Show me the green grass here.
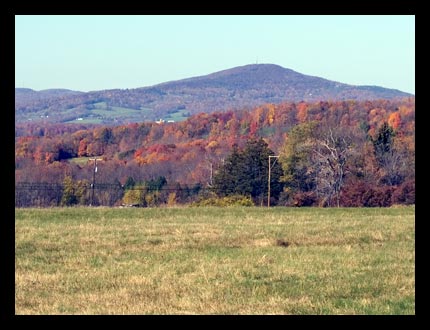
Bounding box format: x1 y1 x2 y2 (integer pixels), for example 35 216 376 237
163 109 190 122
15 206 415 315
67 156 93 165
66 102 154 124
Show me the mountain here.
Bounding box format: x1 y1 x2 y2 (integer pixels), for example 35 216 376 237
15 88 83 101
15 64 413 125
16 88 83 95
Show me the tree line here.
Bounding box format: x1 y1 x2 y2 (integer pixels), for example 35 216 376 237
15 98 414 207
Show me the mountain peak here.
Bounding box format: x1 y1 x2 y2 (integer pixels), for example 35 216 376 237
16 64 413 125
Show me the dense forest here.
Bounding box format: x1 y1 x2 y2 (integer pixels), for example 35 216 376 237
15 98 415 207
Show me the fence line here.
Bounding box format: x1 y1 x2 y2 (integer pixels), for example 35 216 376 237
15 181 213 207
15 182 210 191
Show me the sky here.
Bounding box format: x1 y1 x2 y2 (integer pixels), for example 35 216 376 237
15 15 415 94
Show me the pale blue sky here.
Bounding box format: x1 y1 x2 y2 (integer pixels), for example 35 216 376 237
15 15 415 94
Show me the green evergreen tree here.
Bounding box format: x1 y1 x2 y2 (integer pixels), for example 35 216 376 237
148 176 167 191
75 179 89 205
372 122 395 168
280 122 318 195
372 122 403 185
124 176 136 190
213 139 283 203
61 176 78 206
100 127 114 144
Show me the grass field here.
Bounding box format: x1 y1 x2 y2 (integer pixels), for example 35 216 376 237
66 102 154 124
15 206 415 315
163 109 190 122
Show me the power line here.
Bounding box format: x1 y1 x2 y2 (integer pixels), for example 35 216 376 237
88 158 103 206
16 182 219 192
15 181 218 207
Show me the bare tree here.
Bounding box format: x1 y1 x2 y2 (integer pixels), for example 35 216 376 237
312 126 353 207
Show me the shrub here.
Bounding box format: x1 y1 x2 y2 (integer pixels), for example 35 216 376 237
191 195 254 207
288 191 317 207
362 186 394 207
391 179 415 205
167 192 177 206
122 188 144 206
341 181 394 207
278 190 317 207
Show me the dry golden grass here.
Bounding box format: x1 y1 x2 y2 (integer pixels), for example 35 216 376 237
15 206 415 314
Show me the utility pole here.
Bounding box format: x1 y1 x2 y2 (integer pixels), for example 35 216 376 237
209 162 213 187
89 158 103 206
268 155 279 207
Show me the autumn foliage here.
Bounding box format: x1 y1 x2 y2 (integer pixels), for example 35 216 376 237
15 98 415 207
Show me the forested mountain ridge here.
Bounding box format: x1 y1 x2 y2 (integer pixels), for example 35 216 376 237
15 64 412 125
15 88 84 102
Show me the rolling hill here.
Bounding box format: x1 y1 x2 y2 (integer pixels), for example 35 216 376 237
15 88 84 102
15 64 413 125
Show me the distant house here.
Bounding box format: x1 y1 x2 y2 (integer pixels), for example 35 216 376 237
156 119 165 124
